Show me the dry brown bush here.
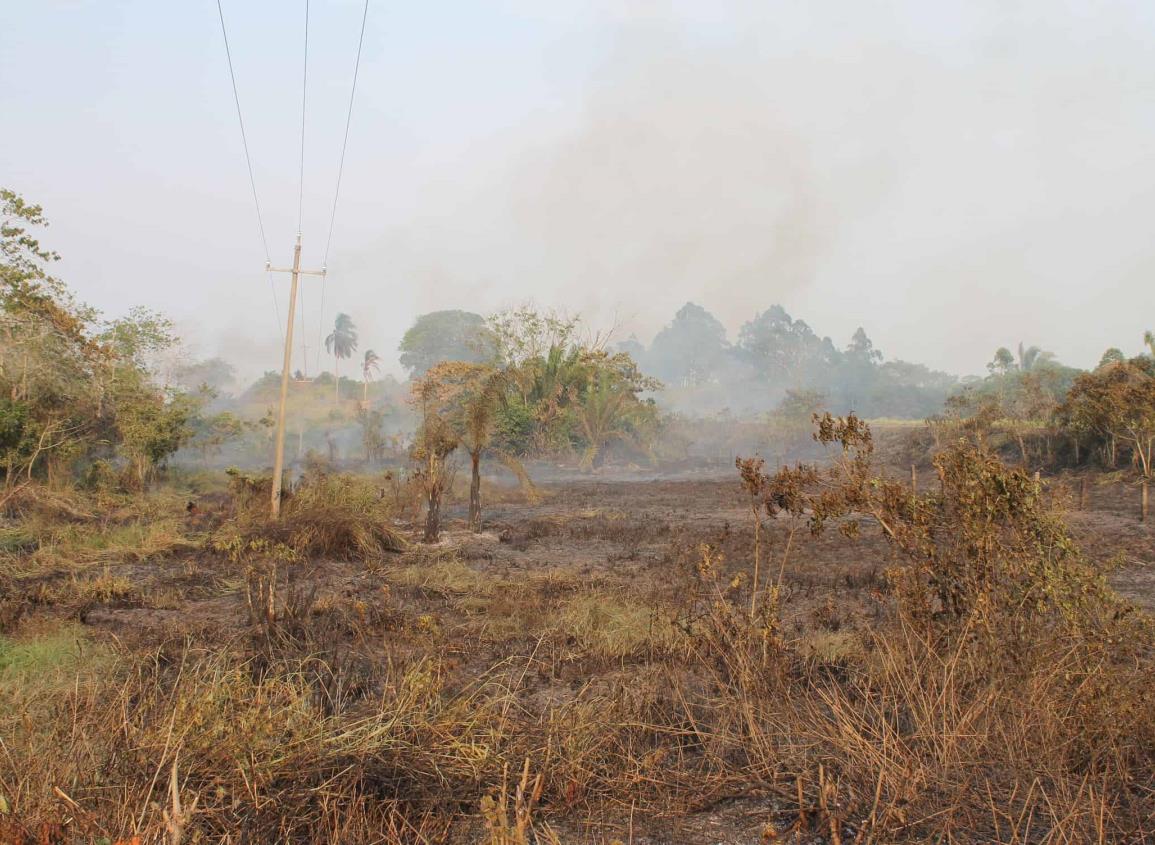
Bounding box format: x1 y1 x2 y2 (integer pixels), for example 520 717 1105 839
216 470 407 561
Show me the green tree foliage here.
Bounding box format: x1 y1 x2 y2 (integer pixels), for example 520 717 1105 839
0 189 205 488
360 349 380 405
987 347 1016 375
419 361 535 530
325 313 358 402
188 409 248 464
398 310 494 377
488 305 579 369
488 309 661 468
573 352 661 470
1098 348 1126 369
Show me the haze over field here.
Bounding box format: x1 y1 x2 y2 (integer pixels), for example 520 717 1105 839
4 1 1155 381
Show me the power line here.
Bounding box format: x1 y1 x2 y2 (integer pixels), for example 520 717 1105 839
215 0 282 345
297 0 309 236
316 0 370 375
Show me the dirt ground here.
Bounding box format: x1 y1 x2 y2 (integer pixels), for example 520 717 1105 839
57 466 1154 644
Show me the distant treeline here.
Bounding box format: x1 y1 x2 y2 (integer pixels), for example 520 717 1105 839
386 302 959 420
618 302 958 418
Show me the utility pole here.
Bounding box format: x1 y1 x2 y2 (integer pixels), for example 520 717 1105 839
267 233 325 517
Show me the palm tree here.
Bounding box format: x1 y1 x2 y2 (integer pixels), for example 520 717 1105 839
422 361 536 532
325 313 358 403
361 349 380 405
1017 342 1054 372
458 366 514 531
576 368 633 471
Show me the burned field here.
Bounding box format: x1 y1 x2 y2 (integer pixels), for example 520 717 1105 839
2 442 1154 845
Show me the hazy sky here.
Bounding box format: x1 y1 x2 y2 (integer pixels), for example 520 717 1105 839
4 1 1154 380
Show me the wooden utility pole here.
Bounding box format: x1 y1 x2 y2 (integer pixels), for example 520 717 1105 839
268 233 325 517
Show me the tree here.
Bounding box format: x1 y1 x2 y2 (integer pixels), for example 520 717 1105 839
768 389 826 459
361 349 381 405
1017 342 1055 372
845 327 882 364
1060 357 1155 479
188 408 246 464
422 360 538 531
1 190 100 485
1099 348 1126 369
986 347 1015 376
1 190 204 489
112 383 202 488
488 305 580 369
647 302 730 387
357 406 387 465
410 374 459 543
325 313 358 403
735 306 842 407
173 357 236 394
398 310 493 377
571 351 661 471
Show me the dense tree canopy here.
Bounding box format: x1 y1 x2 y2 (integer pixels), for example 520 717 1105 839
629 301 957 418
398 310 494 377
646 302 730 387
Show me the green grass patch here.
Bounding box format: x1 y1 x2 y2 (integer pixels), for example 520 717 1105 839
0 624 110 691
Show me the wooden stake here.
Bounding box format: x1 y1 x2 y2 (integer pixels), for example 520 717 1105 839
910 464 917 493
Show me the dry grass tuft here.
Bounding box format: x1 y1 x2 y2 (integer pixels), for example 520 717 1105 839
217 471 407 561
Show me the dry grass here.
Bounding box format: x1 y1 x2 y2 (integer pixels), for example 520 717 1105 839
1 443 1153 843
216 471 407 561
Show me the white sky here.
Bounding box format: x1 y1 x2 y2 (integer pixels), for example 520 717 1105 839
3 1 1154 379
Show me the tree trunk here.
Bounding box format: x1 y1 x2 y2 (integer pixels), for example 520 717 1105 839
468 449 482 532
334 358 340 404
424 485 442 543
1143 477 1149 524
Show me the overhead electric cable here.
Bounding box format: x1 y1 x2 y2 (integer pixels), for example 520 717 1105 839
316 0 370 375
216 0 283 345
298 0 309 235
297 0 310 374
